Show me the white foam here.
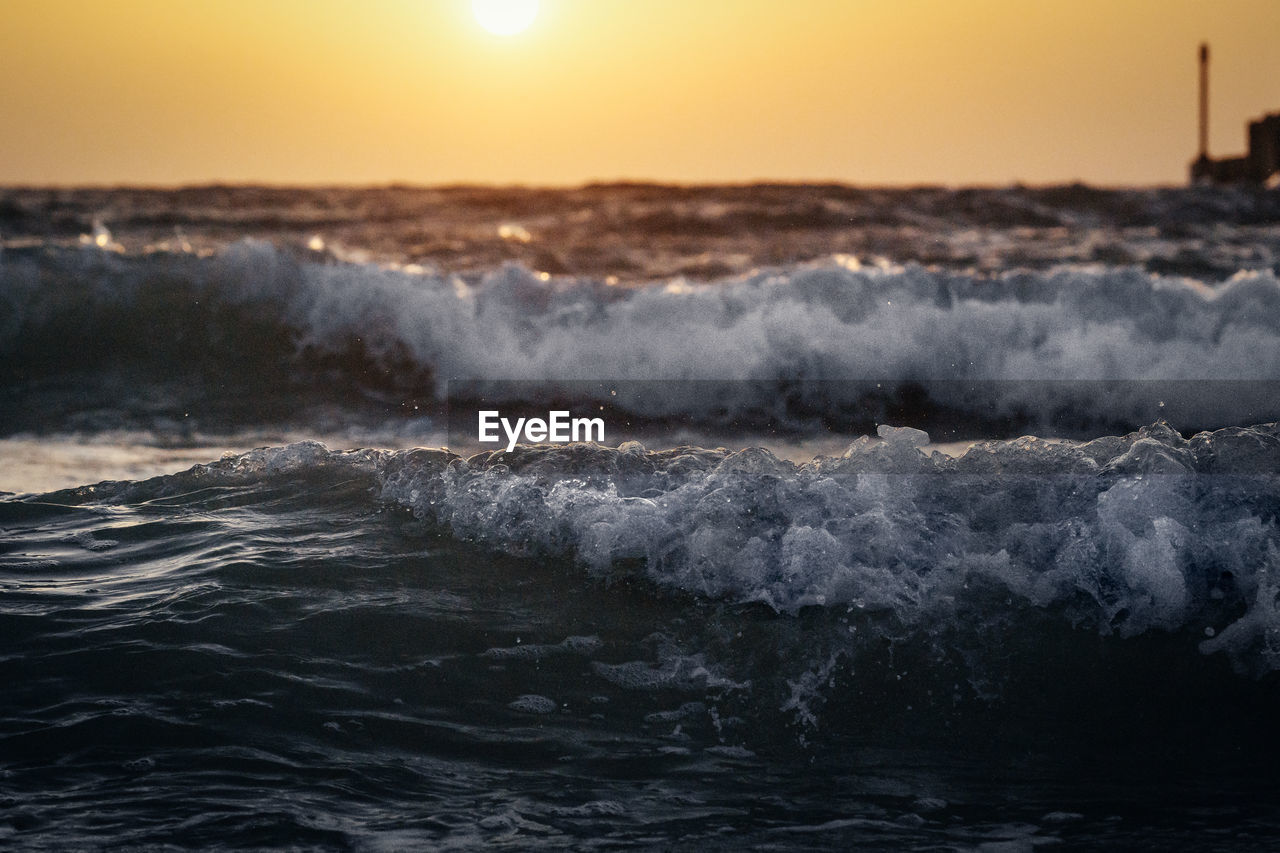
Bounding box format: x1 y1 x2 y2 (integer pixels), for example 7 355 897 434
5 244 1280 427
372 422 1280 674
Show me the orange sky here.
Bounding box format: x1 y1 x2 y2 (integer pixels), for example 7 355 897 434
2 0 1278 186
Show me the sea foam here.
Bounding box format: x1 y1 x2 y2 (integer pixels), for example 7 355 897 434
4 242 1280 430
67 422 1280 677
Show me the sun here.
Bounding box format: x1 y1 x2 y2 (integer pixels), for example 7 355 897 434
472 0 539 37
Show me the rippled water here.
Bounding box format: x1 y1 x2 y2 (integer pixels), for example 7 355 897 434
5 185 1280 849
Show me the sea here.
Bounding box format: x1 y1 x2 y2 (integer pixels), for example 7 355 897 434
2 183 1280 850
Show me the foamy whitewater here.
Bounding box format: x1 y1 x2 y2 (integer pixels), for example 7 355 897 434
5 238 1280 434
3 185 1280 850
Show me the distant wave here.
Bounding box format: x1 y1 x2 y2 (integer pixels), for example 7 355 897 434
4 242 1280 433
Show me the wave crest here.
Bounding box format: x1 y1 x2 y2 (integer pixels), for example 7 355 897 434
59 421 1277 676
4 243 1280 432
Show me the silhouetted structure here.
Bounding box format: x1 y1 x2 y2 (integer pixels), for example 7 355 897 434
1190 43 1280 186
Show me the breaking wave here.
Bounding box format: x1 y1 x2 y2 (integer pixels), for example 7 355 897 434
4 242 1280 433
65 420 1280 681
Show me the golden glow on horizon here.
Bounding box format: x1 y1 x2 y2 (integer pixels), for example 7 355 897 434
472 0 539 37
0 0 1278 186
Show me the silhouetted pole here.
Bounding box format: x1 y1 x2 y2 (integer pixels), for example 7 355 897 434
1199 43 1210 158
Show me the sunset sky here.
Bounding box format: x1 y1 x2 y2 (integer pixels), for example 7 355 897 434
2 0 1278 187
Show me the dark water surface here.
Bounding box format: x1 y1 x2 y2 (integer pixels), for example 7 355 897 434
5 184 1280 849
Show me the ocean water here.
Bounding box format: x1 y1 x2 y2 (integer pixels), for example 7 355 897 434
3 185 1280 850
